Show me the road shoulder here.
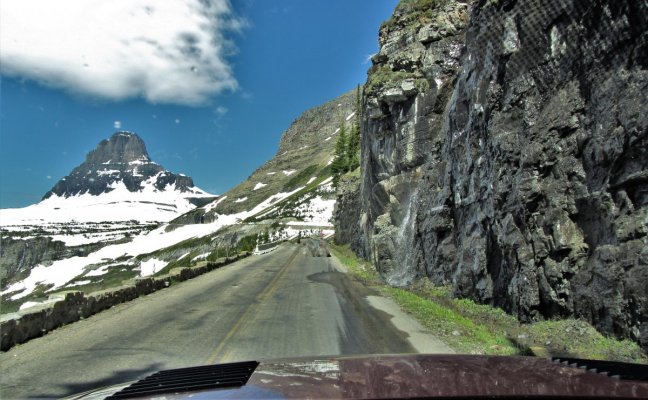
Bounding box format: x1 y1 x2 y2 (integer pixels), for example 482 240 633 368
328 247 454 354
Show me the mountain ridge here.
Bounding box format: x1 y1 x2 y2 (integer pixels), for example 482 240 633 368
174 89 357 223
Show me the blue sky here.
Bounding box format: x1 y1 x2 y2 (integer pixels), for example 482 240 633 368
0 0 398 208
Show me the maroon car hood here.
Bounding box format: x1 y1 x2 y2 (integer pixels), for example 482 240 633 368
76 354 648 399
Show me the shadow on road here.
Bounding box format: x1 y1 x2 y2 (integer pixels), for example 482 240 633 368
29 362 164 399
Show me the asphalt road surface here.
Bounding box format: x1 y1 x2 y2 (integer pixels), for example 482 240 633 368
0 241 451 399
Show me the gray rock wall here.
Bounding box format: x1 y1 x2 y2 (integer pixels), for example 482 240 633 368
358 0 471 285
340 0 648 350
333 171 363 252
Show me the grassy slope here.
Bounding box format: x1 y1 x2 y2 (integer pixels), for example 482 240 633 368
207 90 355 217
329 243 648 363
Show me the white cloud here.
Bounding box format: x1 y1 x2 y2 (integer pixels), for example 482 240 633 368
114 120 122 129
215 106 228 116
0 0 245 105
175 118 181 124
46 175 52 180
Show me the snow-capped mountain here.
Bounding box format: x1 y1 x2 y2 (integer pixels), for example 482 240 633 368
1 132 217 225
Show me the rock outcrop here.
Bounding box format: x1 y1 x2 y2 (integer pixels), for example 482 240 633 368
333 170 362 249
336 0 648 350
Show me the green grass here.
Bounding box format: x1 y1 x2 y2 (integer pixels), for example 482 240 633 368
522 320 646 362
283 164 319 191
385 286 520 355
365 65 430 96
366 66 415 94
380 0 448 32
138 235 213 259
329 243 648 363
329 243 380 284
395 0 446 14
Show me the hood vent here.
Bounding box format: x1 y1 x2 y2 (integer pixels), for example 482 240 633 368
552 357 648 382
106 360 259 399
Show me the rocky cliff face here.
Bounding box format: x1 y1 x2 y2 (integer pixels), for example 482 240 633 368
336 0 648 350
44 132 199 198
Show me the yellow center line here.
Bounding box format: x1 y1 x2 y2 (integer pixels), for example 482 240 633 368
205 246 301 364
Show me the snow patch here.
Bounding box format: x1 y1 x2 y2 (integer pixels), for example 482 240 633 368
253 182 267 191
345 112 356 121
65 280 92 287
140 258 168 277
19 298 60 311
128 158 152 165
234 197 248 203
191 252 210 261
282 170 296 176
97 169 120 176
319 177 333 186
291 195 335 226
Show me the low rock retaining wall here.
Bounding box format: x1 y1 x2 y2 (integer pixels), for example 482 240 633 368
1 252 250 351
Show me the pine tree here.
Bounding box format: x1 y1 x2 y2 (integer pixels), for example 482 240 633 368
347 84 362 171
356 84 362 122
331 123 348 185
347 122 360 171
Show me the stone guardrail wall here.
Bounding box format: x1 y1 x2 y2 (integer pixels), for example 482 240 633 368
0 252 250 352
253 240 281 255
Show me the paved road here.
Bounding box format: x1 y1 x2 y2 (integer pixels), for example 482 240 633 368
0 242 451 399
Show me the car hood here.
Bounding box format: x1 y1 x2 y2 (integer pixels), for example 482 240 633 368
69 353 648 399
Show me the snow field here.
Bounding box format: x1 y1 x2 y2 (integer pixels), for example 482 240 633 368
0 178 214 225
1 186 307 300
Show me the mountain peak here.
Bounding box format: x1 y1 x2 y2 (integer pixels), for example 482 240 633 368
43 131 204 199
86 131 150 165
